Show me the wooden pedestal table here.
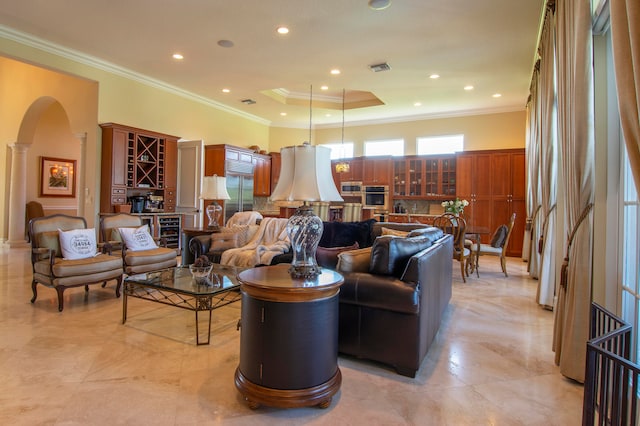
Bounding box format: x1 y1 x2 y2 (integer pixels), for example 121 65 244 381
234 264 344 409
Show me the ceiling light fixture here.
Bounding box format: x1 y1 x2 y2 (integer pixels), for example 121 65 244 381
335 89 351 175
369 0 391 11
276 26 289 35
492 93 502 98
321 85 329 90
222 88 230 93
429 74 440 79
280 112 287 116
464 85 474 91
330 69 341 75
414 102 422 107
172 53 184 60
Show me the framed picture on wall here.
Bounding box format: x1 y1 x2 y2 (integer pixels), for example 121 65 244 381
39 156 76 198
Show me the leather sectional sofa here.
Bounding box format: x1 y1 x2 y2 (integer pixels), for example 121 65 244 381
189 219 453 377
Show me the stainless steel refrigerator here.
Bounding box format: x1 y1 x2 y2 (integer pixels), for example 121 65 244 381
224 160 254 224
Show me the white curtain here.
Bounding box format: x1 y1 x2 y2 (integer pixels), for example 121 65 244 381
552 0 595 383
537 6 558 309
526 67 543 278
611 1 640 190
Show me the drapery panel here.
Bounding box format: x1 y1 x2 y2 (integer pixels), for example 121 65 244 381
552 0 595 383
537 5 558 309
611 0 640 192
526 69 542 278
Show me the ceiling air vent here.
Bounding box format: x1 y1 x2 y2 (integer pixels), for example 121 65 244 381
241 99 256 105
369 62 391 72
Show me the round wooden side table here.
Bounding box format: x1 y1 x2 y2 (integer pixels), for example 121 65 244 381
234 264 344 409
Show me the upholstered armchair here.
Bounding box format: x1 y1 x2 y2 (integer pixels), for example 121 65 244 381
475 213 516 277
28 214 124 311
99 213 178 275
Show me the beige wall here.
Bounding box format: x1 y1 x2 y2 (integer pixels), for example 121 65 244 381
270 110 526 155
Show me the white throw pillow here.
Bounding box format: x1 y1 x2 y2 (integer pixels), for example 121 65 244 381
118 225 157 251
58 228 98 260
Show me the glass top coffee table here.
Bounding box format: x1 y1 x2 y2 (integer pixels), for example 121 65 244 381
123 264 242 345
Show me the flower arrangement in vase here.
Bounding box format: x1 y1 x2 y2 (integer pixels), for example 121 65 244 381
441 198 469 215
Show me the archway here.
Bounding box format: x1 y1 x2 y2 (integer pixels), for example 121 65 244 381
7 97 85 247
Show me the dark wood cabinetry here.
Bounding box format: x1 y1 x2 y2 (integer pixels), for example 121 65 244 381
270 151 281 192
252 153 271 196
392 155 456 199
100 123 179 213
333 157 363 183
457 149 525 257
363 156 392 185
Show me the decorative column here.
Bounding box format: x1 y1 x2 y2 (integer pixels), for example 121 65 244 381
7 143 29 247
74 132 87 219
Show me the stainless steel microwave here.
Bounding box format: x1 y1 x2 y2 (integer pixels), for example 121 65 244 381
340 181 363 196
363 185 390 212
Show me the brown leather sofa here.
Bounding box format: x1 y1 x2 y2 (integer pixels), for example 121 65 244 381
336 226 454 378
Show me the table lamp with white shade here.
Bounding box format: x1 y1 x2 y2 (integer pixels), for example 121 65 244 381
200 175 231 229
270 143 344 279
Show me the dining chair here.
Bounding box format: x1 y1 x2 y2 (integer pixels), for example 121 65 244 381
433 213 472 283
476 213 516 277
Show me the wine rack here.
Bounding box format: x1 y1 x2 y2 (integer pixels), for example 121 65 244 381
158 215 181 249
127 133 165 189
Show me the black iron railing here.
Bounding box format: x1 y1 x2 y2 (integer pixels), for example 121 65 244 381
583 302 640 425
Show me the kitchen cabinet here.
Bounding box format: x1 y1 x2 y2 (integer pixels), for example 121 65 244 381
334 157 363 183
457 149 525 257
363 157 392 185
252 153 271 196
100 123 179 213
270 151 281 192
392 155 456 200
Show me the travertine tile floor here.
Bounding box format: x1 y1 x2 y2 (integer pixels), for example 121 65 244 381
0 246 583 425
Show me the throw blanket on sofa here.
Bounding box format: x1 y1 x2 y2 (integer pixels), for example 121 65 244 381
220 217 290 267
226 211 263 227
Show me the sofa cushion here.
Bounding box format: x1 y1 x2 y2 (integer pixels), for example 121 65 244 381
218 224 259 247
209 232 239 252
381 227 410 237
58 228 98 260
336 247 372 273
316 242 359 269
320 219 376 248
369 234 436 277
406 226 444 243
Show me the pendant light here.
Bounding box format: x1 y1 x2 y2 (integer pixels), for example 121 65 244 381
335 89 351 174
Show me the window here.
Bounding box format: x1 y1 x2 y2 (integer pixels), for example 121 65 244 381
320 142 354 160
416 135 464 155
364 139 404 156
622 148 640 362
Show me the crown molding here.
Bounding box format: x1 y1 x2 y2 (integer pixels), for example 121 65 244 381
0 25 271 126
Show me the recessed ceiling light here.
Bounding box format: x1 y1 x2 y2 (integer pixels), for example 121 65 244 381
217 40 234 48
222 88 230 93
429 74 440 79
280 112 287 116
320 85 329 91
330 69 341 75
414 102 422 107
276 26 289 35
464 85 474 91
369 0 391 10
492 93 502 98
172 53 184 60
325 113 332 117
